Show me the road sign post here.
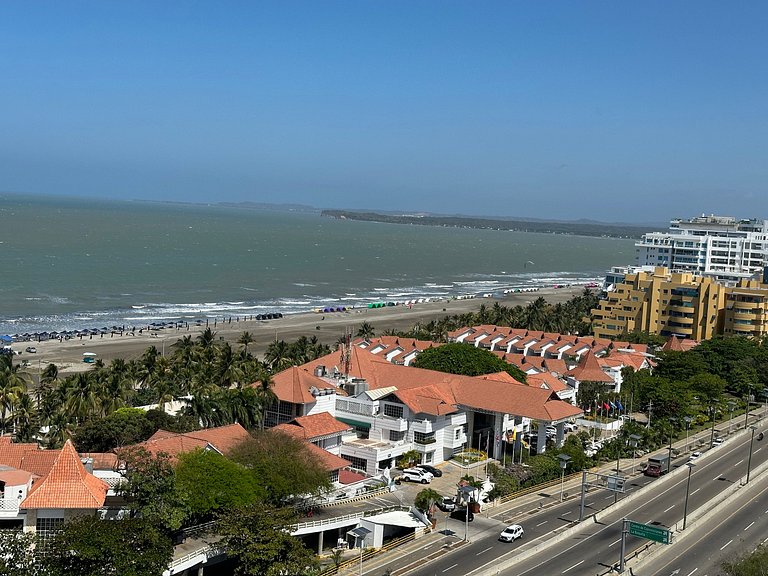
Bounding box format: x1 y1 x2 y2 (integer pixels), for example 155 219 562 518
628 520 671 544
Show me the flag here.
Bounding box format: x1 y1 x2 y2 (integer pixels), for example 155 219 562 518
616 400 624 412
603 402 610 412
609 400 617 410
508 429 517 442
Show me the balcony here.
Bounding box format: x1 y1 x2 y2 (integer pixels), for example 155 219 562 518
0 498 21 517
413 436 436 446
410 420 434 434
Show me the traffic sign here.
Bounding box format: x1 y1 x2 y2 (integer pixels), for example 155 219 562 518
628 521 670 544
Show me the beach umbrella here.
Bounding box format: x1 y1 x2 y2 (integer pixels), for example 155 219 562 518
0 335 12 343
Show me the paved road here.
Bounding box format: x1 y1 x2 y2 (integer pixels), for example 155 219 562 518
635 463 768 576
390 418 767 576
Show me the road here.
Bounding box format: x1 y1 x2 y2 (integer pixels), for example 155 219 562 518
635 462 768 576
396 419 768 576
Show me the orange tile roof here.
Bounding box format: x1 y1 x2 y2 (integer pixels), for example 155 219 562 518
268 428 351 472
527 372 568 393
262 365 334 404
21 441 108 510
128 424 250 461
273 413 352 440
542 358 569 376
662 336 699 352
567 351 615 383
189 424 251 455
79 452 119 471
0 468 34 486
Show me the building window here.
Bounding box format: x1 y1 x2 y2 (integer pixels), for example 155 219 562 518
389 430 405 442
383 403 404 419
342 454 368 472
36 517 64 548
455 427 463 440
414 432 436 445
424 451 434 464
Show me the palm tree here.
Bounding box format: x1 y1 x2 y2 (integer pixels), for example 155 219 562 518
254 370 276 429
197 328 217 349
264 340 292 371
12 393 38 442
355 321 375 339
0 356 31 435
237 331 255 355
65 373 100 423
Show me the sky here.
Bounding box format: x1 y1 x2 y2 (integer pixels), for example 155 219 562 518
1 1 767 223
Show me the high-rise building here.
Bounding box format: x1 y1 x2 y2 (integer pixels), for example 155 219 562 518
635 215 768 284
592 267 724 340
723 280 768 338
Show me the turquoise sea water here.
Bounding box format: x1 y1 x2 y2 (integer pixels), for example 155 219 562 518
0 194 635 334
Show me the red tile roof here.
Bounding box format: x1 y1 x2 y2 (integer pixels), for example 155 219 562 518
21 441 108 510
268 428 351 472
567 351 615 383
527 372 568 393
273 413 352 440
129 424 250 461
662 336 699 352
261 365 334 404
0 468 34 486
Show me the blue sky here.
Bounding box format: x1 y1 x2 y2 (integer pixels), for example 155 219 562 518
1 1 767 222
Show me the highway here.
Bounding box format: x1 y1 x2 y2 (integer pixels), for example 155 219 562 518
634 462 768 576
398 419 768 576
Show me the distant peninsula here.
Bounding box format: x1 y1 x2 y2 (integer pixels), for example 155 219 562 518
321 210 660 239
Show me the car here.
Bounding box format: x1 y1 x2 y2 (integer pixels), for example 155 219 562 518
563 422 578 432
401 468 433 484
416 464 443 478
499 524 524 542
689 451 701 461
713 437 724 446
25 346 37 353
449 507 474 522
436 496 457 512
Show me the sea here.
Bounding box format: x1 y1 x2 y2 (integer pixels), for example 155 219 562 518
0 194 636 336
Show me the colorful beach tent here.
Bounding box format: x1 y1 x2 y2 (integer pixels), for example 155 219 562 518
0 335 12 343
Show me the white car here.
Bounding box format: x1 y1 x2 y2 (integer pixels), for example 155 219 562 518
401 468 433 484
713 437 724 446
689 451 702 461
499 524 524 542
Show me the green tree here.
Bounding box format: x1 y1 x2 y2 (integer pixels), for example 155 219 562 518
72 408 156 453
721 543 768 576
229 431 331 506
176 449 263 521
0 530 40 576
44 516 172 576
219 504 319 576
117 447 188 532
413 343 527 382
355 321 376 339
414 488 442 516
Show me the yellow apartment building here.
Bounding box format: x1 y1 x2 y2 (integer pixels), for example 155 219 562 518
592 267 724 340
723 280 768 338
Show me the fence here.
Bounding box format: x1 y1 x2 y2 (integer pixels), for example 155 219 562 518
317 529 426 576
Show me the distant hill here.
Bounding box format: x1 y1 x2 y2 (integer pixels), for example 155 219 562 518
321 210 662 239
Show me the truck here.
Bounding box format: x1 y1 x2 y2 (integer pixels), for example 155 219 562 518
644 454 670 477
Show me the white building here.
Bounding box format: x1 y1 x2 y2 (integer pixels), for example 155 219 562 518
635 215 768 284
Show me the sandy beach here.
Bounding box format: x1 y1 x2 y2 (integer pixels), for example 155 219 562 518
10 286 586 375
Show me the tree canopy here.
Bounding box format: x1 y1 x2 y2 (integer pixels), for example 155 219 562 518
413 343 527 382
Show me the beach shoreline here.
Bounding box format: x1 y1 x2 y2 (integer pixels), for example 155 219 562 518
8 286 587 375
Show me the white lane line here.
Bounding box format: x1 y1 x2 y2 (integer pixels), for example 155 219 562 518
476 547 493 556
443 564 458 572
604 495 614 500
756 447 762 453
735 459 744 466
562 510 572 515
664 505 675 513
745 522 755 531
714 475 722 481
686 568 698 576
585 502 594 507
536 520 548 527
608 538 621 547
562 560 584 573
691 488 701 495
720 539 733 550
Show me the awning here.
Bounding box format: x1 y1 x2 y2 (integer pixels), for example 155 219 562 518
337 417 371 430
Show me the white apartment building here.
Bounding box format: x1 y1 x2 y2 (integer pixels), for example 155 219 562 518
635 215 768 285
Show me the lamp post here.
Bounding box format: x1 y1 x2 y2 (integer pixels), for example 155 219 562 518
682 462 695 530
728 401 736 435
629 434 641 474
746 425 757 485
683 416 692 453
745 385 753 430
558 454 572 502
667 418 677 475
458 485 474 542
709 404 717 449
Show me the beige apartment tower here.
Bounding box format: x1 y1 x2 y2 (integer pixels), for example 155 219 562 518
592 267 724 340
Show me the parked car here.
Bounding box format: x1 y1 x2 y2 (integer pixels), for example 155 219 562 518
416 464 443 477
401 468 433 484
713 437 724 446
436 496 457 512
449 507 474 522
25 346 37 353
499 524 524 542
563 422 578 432
688 451 701 461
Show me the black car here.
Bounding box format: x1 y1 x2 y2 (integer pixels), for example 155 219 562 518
416 464 442 477
449 507 474 522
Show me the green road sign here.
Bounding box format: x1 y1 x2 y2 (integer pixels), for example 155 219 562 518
628 521 670 544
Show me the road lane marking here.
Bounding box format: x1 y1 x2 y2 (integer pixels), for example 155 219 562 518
609 538 621 547
536 520 548 526
562 510 572 515
686 568 698 576
443 564 458 572
713 475 722 481
720 539 733 550
745 522 755 531
562 560 584 573
691 488 701 495
476 547 493 555
605 495 614 500
664 505 675 513
585 502 594 507
735 459 744 466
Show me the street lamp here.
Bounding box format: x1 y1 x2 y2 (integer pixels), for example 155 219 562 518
728 401 736 435
458 485 474 542
629 434 641 474
682 462 695 530
746 425 757 485
558 454 572 502
745 385 753 430
667 418 677 475
683 417 693 453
